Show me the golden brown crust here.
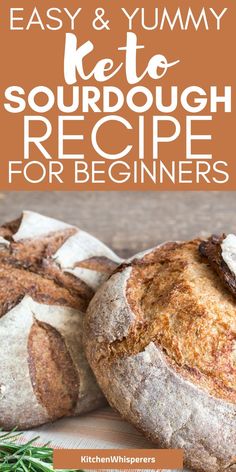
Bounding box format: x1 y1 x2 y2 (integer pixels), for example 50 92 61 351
0 263 87 317
0 218 120 304
0 224 94 303
115 240 236 403
28 320 79 420
75 256 118 273
0 217 76 265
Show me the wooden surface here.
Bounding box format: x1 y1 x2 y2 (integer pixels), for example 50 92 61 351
0 191 235 257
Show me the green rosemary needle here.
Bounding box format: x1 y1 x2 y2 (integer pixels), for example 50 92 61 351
0 430 83 472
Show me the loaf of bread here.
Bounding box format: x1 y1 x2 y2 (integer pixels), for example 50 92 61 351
84 240 236 472
0 211 121 430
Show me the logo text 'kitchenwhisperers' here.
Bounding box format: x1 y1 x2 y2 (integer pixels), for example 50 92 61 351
3 5 232 187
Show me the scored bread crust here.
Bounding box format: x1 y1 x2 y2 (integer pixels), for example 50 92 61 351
199 235 236 298
0 211 121 430
84 240 236 472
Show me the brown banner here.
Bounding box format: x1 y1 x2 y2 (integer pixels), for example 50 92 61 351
53 448 184 470
0 0 235 190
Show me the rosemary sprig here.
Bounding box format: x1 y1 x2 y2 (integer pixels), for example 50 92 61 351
0 431 83 472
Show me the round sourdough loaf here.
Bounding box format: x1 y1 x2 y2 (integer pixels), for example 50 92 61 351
0 211 121 429
84 240 236 472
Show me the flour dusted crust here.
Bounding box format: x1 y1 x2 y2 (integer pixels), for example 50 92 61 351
85 240 236 472
0 211 121 429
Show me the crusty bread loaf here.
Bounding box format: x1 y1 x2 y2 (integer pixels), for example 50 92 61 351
84 240 236 472
0 211 121 430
